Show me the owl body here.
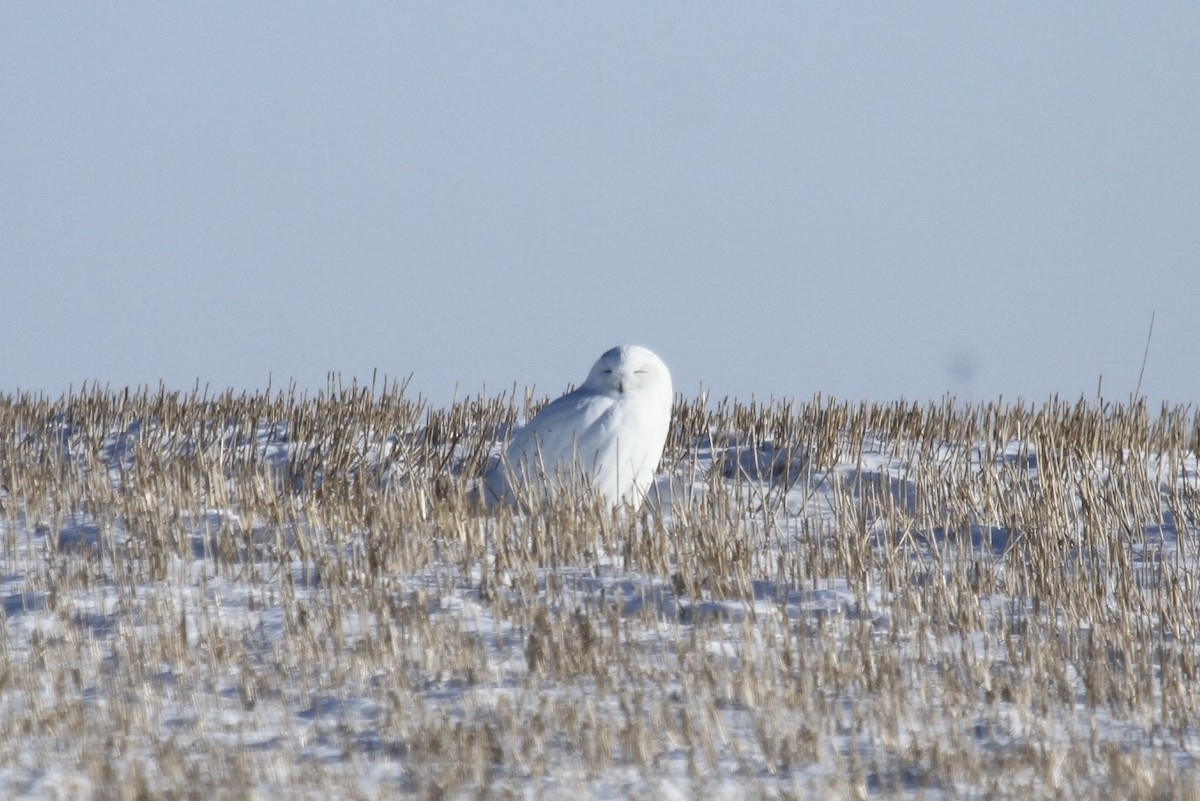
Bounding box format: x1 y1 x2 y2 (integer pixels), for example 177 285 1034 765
482 345 672 509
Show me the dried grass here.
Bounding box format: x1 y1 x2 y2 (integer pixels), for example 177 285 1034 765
1 385 1198 798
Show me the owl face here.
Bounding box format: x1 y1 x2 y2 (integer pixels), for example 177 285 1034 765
583 345 671 398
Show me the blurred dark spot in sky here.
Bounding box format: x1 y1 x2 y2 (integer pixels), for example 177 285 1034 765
945 350 979 387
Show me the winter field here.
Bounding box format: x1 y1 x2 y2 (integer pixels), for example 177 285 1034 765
1 385 1199 800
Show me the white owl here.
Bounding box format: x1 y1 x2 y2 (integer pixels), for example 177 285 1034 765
480 345 673 509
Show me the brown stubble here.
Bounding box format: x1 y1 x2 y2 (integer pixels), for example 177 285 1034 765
0 387 1198 798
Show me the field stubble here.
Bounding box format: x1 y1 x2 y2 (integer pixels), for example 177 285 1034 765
1 384 1199 799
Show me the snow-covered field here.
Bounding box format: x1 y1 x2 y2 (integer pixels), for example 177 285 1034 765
1 389 1198 799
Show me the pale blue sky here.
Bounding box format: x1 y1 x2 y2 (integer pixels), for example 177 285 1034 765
3 4 1197 407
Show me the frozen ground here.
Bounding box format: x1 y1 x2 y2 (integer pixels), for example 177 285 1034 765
1 396 1198 799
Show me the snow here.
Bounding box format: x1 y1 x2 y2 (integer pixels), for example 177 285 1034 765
1 404 1197 798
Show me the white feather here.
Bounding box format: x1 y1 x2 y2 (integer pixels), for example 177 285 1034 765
481 345 672 509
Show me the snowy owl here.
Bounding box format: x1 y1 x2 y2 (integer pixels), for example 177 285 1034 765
480 345 673 509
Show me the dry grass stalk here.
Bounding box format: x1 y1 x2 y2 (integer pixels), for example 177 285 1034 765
0 386 1197 798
